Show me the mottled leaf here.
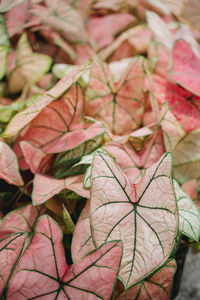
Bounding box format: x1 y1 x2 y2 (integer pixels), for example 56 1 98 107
174 179 200 242
7 215 122 300
153 75 200 133
0 15 10 80
0 0 25 12
90 152 178 288
171 40 200 96
0 141 23 186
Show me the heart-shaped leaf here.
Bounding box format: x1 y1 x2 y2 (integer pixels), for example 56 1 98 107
90 152 178 288
88 13 135 50
171 40 200 96
7 215 122 300
0 141 23 186
30 0 88 43
86 57 146 135
32 173 89 205
4 61 92 137
0 204 45 296
153 74 200 133
174 179 200 241
8 32 52 94
117 259 176 299
172 128 200 184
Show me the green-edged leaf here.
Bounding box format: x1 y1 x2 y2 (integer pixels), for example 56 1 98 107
0 15 10 80
3 61 92 137
62 204 75 234
117 259 176 299
160 103 186 152
0 140 23 186
86 56 146 135
172 128 200 184
32 174 89 205
173 179 200 242
8 33 52 94
90 152 178 288
7 215 122 300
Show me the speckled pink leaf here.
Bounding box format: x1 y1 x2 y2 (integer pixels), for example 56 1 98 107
172 40 200 96
4 62 92 137
0 141 23 186
153 75 200 133
86 57 146 135
90 152 178 288
117 259 176 299
32 174 89 205
7 215 122 300
88 13 135 50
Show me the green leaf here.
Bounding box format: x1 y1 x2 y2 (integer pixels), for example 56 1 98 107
174 179 200 242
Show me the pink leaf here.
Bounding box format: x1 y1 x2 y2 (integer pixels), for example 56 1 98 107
72 199 95 263
0 141 23 186
90 152 178 288
7 215 122 300
4 62 92 137
0 204 45 295
88 13 135 50
0 0 25 12
32 174 89 205
5 1 41 37
30 0 88 43
172 40 200 96
86 57 146 135
118 259 176 299
153 75 200 133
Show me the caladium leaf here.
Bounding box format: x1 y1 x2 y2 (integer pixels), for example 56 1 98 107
90 152 178 288
0 232 27 296
171 40 200 96
0 15 10 80
62 204 75 234
153 75 200 133
0 140 23 186
172 128 200 184
0 0 25 12
0 204 45 235
72 199 95 263
14 84 105 174
5 1 41 37
4 61 92 137
32 174 89 205
173 179 200 242
146 11 173 49
30 0 88 43
88 13 136 50
117 259 176 299
0 204 45 296
8 32 52 94
7 215 122 300
86 57 146 135
159 103 185 152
